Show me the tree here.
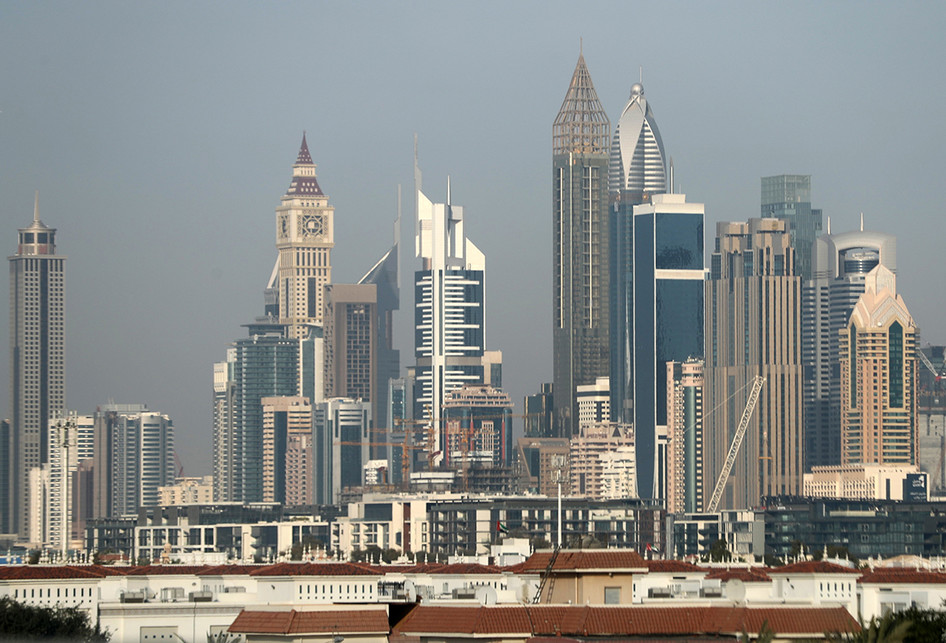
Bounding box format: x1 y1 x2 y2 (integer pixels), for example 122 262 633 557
0 596 109 641
705 538 732 563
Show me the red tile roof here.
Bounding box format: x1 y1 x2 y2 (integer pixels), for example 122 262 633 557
249 562 380 577
859 568 946 584
705 567 772 583
519 550 647 572
0 565 108 580
230 608 389 635
772 561 860 575
643 560 703 573
392 605 858 638
122 565 211 576
197 564 267 576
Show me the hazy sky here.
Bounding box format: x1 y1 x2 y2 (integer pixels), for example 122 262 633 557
2 2 945 476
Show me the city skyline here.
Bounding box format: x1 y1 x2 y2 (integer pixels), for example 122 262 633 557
2 3 946 476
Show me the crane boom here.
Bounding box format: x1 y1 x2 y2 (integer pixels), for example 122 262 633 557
706 376 765 513
918 349 939 379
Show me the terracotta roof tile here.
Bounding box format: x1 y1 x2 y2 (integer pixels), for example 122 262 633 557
643 560 703 573
230 608 389 635
0 565 107 580
122 565 210 576
197 564 266 576
859 568 946 584
519 550 646 572
705 567 772 582
392 605 858 638
249 562 379 577
773 560 860 575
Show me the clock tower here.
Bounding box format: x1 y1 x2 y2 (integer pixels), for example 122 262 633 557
274 133 335 337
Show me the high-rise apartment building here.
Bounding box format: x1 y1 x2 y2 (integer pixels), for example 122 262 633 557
632 194 703 501
576 377 610 430
313 397 371 505
9 193 66 539
568 423 636 500
760 175 823 282
666 358 704 514
705 219 803 510
523 384 554 438
804 225 896 468
552 53 611 438
442 384 514 470
261 396 312 504
840 265 918 466
323 283 378 421
414 170 490 463
44 412 93 550
269 134 335 338
609 82 669 428
213 323 299 503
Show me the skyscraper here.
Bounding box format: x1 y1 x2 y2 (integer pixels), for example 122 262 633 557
705 219 803 509
261 396 312 504
804 225 896 468
9 193 65 539
632 193 703 501
313 397 371 505
761 175 823 282
323 283 378 418
609 82 669 427
666 358 704 514
270 134 335 338
414 166 489 464
552 52 611 438
840 265 918 466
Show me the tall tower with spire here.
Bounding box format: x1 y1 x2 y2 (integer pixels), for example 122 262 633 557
272 134 335 339
609 81 669 429
8 193 66 539
551 51 611 438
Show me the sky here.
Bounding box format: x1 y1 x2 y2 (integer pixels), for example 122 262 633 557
1 2 945 477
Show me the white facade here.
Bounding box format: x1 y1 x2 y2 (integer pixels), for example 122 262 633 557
804 464 926 501
576 376 610 429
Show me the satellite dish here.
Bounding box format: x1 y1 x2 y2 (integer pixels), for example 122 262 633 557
725 578 746 603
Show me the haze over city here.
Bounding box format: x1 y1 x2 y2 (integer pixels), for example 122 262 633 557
1 1 944 477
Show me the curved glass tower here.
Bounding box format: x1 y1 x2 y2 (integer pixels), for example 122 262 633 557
609 83 668 430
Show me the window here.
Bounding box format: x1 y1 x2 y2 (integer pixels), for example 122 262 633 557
604 587 621 604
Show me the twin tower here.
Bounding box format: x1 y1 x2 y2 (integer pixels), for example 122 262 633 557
552 54 702 500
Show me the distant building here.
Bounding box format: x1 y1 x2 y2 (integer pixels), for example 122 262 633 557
576 377 610 429
323 283 378 421
840 265 918 466
523 383 554 438
158 476 214 506
804 465 927 501
760 174 823 281
705 218 803 509
313 397 371 505
44 412 94 550
804 225 897 468
442 384 514 470
569 422 636 500
9 193 66 540
632 193 704 501
261 396 312 504
552 52 611 438
666 358 704 514
609 81 669 430
513 437 569 495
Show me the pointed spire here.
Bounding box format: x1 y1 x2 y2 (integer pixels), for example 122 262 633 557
296 132 313 165
860 212 864 231
827 215 831 235
33 190 40 224
553 51 610 155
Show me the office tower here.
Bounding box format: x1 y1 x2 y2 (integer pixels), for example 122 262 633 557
414 170 488 463
524 383 554 438
261 396 312 504
313 397 371 505
576 377 610 429
0 421 9 534
609 82 669 428
840 265 918 466
804 225 896 468
269 134 335 338
666 358 704 514
632 194 703 501
513 437 569 495
552 52 611 438
359 220 400 442
9 193 66 539
442 383 514 469
568 423 636 499
705 219 803 510
760 175 823 282
323 283 378 419
213 322 299 503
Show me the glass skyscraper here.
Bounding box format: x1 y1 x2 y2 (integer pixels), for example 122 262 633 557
761 175 823 282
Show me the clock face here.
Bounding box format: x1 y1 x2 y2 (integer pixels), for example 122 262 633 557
299 213 324 238
279 215 289 238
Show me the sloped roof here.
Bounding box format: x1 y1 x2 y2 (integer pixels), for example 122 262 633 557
122 565 211 576
772 561 860 575
230 608 389 635
644 560 704 573
197 564 267 576
705 567 772 583
249 562 380 577
392 605 859 638
519 550 647 572
859 568 946 584
0 565 110 580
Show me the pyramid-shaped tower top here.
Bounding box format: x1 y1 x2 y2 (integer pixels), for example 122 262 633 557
553 53 610 156
287 133 323 196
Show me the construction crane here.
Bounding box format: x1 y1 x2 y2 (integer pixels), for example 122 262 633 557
706 376 765 513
